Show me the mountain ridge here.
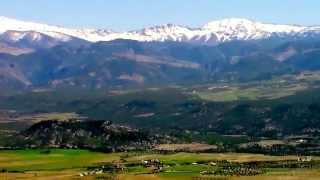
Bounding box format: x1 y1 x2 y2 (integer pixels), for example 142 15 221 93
1 16 320 45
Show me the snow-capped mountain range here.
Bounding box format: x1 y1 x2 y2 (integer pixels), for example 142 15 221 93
1 16 320 45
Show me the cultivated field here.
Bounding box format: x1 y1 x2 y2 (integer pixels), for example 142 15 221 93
0 149 319 179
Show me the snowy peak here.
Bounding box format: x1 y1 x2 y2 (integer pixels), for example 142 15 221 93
204 18 256 29
138 24 189 36
203 18 304 32
202 18 307 41
0 16 320 45
131 24 196 41
0 16 113 42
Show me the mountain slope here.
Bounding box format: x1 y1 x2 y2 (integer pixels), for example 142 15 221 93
0 36 319 90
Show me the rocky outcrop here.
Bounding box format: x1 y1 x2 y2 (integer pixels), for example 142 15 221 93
22 120 154 151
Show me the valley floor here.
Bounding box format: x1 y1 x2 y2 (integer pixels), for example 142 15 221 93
0 149 319 179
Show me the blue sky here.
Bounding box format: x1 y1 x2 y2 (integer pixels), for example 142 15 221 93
1 0 319 31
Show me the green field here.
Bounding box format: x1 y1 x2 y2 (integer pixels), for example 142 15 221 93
0 149 320 179
0 149 120 171
194 78 317 102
